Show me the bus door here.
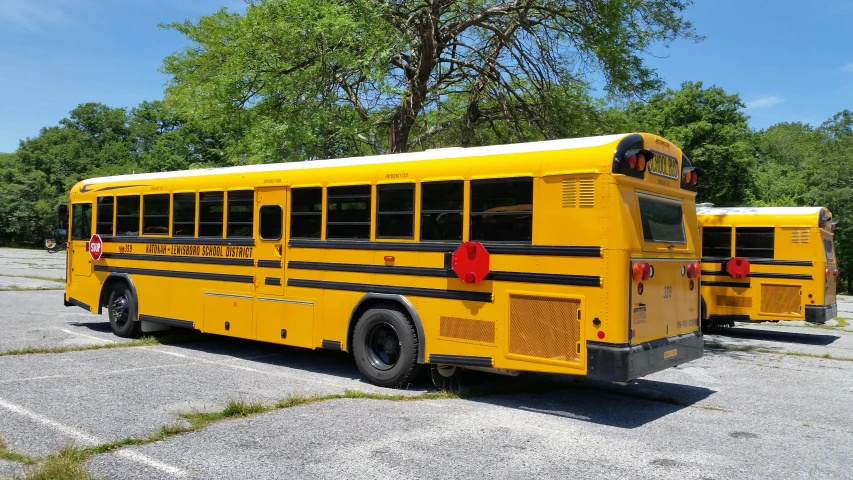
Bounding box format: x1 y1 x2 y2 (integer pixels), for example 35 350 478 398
70 203 93 279
255 187 287 297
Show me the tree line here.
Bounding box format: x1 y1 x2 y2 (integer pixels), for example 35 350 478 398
0 1 850 290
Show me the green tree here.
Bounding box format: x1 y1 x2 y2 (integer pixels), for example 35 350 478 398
161 0 700 161
620 81 754 206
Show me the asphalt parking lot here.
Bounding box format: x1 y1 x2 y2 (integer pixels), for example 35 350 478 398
0 248 851 479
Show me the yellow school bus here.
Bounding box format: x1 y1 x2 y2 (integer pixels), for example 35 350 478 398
698 206 838 329
55 133 703 388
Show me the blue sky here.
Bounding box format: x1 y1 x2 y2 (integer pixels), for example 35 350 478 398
1 0 851 153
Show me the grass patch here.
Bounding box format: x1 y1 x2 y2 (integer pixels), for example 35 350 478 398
705 341 853 362
4 274 65 283
0 438 36 465
0 286 64 292
0 332 198 357
21 446 90 480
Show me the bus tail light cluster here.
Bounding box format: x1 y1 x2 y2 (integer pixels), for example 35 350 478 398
632 262 652 281
683 169 698 186
625 149 648 173
685 262 701 279
826 268 839 278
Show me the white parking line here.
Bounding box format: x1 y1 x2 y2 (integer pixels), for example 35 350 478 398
0 397 186 477
61 328 117 343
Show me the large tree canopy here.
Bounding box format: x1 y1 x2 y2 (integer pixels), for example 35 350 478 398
161 0 698 160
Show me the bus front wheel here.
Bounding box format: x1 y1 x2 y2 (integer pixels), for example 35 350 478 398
107 283 140 338
352 305 421 388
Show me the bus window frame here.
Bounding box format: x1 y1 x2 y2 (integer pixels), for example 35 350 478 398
114 194 141 237
375 181 416 241
198 190 225 239
172 191 198 238
141 193 171 237
226 189 255 238
420 179 465 243
734 226 775 259
96 195 115 236
636 191 689 253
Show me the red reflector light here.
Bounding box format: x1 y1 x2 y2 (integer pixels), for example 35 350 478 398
638 282 644 295
597 330 605 339
689 279 695 291
810 299 815 304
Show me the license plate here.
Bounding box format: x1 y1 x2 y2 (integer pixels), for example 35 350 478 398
633 306 647 324
664 349 678 359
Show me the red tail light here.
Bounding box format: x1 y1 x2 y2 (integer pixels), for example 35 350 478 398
632 262 651 281
686 263 696 279
636 153 647 171
834 269 839 278
826 268 831 278
628 154 637 169
691 171 698 185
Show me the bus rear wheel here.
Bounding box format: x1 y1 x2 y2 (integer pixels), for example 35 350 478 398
107 283 140 338
353 305 421 388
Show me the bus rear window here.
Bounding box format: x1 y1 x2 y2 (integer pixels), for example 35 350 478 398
638 197 685 244
824 237 835 261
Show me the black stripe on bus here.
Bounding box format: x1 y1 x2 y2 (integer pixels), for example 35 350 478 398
67 297 90 311
288 239 601 257
322 340 343 351
94 265 254 284
701 270 813 281
287 279 493 303
100 236 255 247
265 277 281 286
139 314 194 329
257 260 282 269
100 253 254 267
429 354 493 367
287 261 601 287
700 257 813 267
700 281 751 288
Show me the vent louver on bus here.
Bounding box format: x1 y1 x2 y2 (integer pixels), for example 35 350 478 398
787 228 810 244
508 294 581 364
562 178 595 208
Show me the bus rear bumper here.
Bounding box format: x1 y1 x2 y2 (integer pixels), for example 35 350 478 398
805 304 837 324
586 331 703 383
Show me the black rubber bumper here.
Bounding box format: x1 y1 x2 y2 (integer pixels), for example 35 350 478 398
586 331 704 382
805 304 837 324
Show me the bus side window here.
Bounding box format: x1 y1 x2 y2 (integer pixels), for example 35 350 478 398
291 188 322 239
198 192 224 238
227 190 254 237
470 178 533 242
115 196 140 236
327 185 371 239
96 196 114 236
702 227 732 258
142 194 170 235
71 203 92 240
173 193 196 237
736 227 774 259
377 184 414 239
421 181 463 242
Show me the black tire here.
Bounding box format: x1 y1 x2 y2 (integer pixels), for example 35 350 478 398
107 283 140 338
352 305 421 388
430 364 463 393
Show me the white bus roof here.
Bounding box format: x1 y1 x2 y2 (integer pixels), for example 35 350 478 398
82 133 629 184
697 206 825 216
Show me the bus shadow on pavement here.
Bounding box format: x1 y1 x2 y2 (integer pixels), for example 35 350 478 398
66 321 715 426
711 327 839 346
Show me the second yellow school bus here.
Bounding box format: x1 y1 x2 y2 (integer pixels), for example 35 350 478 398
57 133 703 388
698 206 838 329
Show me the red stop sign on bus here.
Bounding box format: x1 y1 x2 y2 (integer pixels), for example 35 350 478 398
89 234 103 261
